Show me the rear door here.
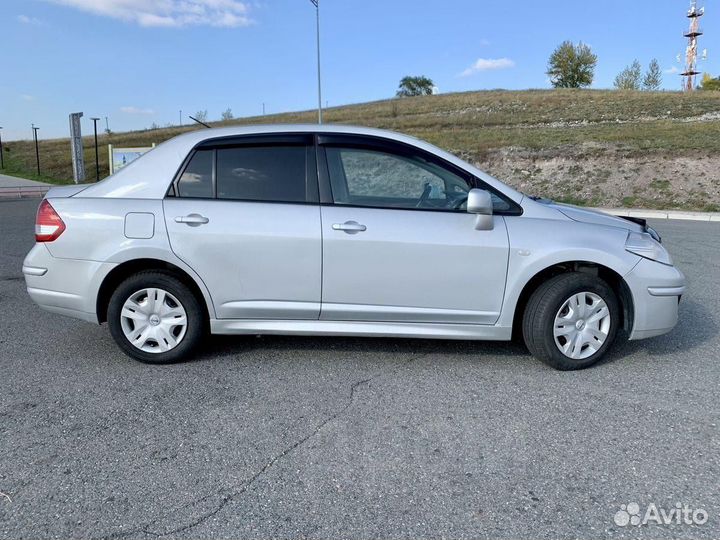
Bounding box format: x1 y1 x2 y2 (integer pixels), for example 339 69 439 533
164 134 322 320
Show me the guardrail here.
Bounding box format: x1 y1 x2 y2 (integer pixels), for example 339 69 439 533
0 186 51 199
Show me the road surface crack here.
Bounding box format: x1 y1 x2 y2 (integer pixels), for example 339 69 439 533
106 355 421 539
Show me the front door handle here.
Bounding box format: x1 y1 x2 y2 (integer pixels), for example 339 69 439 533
175 214 209 226
332 221 367 234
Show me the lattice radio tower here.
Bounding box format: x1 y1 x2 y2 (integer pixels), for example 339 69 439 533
681 0 706 91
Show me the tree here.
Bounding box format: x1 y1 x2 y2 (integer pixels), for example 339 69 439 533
700 73 720 91
546 41 597 88
194 110 208 122
642 59 662 91
221 108 234 121
614 60 642 90
396 76 434 97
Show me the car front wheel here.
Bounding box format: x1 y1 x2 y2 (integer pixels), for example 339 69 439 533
522 273 620 370
107 271 205 364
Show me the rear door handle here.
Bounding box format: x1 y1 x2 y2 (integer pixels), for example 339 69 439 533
175 214 209 226
332 221 367 234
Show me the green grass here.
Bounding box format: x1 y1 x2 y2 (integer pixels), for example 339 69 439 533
621 196 638 208
649 179 671 190
0 151 69 185
2 89 720 210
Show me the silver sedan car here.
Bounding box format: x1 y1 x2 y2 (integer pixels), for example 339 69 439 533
23 125 686 370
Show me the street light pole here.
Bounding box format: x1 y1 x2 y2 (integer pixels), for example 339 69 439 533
90 117 100 181
31 124 40 176
0 127 4 169
310 0 322 123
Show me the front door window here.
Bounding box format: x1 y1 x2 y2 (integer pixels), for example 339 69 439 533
325 147 471 210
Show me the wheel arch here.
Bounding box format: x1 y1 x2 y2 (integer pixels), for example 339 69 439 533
96 258 213 324
510 261 634 339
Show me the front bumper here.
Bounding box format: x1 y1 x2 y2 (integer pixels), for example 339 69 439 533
624 258 686 340
23 244 116 324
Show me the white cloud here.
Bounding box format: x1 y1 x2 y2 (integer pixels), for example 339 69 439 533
665 66 680 75
20 94 35 101
43 0 252 28
17 14 46 25
460 58 515 77
121 106 155 115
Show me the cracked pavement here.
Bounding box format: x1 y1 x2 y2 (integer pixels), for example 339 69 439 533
1 198 719 539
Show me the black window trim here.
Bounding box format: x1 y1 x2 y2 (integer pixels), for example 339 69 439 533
316 134 523 216
166 133 320 205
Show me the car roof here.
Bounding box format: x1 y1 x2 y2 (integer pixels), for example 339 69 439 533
159 123 430 150
79 124 523 203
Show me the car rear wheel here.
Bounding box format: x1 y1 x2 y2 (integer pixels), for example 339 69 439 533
107 271 205 364
522 273 620 370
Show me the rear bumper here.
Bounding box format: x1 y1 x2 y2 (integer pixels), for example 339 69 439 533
23 244 116 324
625 258 686 340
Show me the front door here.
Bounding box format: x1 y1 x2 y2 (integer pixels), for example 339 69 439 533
318 139 512 325
164 135 322 320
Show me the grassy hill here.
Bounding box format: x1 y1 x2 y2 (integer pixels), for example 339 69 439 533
3 89 720 210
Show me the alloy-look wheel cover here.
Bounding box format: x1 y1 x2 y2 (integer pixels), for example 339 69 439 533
553 291 611 360
120 288 188 353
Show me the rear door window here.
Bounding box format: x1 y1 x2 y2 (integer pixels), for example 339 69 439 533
216 146 307 203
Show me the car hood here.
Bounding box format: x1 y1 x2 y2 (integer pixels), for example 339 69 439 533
543 201 645 233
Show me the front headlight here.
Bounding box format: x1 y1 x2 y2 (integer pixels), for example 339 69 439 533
625 231 673 266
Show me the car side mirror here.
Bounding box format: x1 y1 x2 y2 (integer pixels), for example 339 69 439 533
467 189 494 230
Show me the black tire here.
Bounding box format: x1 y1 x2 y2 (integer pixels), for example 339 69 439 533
522 273 620 371
107 271 206 364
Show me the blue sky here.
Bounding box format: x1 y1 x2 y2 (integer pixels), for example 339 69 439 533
1 0 717 140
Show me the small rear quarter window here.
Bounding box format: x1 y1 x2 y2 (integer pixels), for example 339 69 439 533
177 149 213 198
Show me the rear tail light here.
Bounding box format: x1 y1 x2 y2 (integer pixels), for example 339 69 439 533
35 199 66 242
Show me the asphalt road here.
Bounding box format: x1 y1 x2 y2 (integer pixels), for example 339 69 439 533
1 198 718 539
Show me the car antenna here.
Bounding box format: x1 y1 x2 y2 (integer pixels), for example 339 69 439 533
188 115 211 128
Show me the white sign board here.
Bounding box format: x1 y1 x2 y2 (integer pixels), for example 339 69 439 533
109 144 155 174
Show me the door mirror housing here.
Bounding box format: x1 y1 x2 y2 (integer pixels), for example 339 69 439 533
467 189 494 230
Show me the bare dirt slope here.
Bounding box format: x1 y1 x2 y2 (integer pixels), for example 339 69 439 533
481 144 720 211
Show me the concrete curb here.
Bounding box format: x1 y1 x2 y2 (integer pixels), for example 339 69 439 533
0 188 51 199
592 207 720 223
